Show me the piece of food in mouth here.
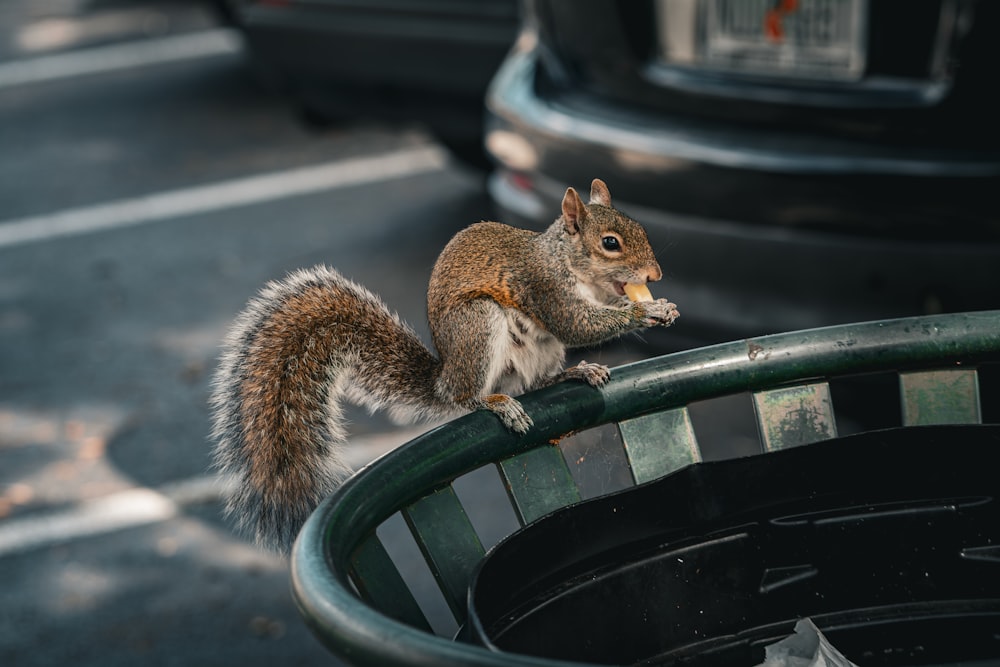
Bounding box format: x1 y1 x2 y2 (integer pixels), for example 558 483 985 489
623 283 653 303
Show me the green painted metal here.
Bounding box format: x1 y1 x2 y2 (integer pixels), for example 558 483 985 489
619 407 700 484
753 382 838 451
498 445 581 525
348 533 432 633
291 311 1000 667
558 423 634 499
402 486 485 623
900 368 982 425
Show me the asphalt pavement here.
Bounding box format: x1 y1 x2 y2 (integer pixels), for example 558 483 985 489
0 3 487 665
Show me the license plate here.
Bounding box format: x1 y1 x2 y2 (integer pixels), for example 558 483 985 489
658 0 868 81
705 0 867 80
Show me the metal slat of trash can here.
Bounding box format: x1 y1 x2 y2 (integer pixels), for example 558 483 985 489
292 311 1000 667
900 368 982 425
401 485 485 623
753 381 838 451
349 534 433 632
498 446 581 526
619 406 700 484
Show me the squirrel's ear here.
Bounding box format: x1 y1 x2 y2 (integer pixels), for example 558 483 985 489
589 179 611 207
561 186 587 235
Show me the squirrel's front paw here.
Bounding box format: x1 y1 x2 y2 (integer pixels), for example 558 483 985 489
481 394 533 434
641 299 680 328
561 360 611 387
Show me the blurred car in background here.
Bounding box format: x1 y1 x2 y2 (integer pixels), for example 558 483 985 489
218 0 518 167
486 0 1000 345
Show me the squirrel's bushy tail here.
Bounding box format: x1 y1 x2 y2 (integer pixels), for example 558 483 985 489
210 266 444 551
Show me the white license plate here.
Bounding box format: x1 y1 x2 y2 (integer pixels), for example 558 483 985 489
704 0 867 80
657 0 868 81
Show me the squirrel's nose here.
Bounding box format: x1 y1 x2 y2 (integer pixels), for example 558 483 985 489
645 263 663 283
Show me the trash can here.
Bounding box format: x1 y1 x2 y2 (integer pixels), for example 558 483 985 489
291 311 1000 667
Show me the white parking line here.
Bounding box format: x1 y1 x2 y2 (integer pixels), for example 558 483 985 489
0 426 431 557
0 487 181 557
0 28 243 90
0 145 449 249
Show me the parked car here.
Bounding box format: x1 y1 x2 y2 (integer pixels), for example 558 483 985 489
219 0 519 167
485 0 1000 345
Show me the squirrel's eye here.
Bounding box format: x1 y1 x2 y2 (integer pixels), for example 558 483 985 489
602 236 622 252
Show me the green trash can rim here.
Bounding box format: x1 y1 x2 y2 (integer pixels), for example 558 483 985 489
291 310 1000 667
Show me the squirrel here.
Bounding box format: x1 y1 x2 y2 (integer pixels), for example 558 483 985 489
210 178 679 550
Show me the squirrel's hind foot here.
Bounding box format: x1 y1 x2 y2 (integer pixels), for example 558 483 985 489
479 394 533 434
